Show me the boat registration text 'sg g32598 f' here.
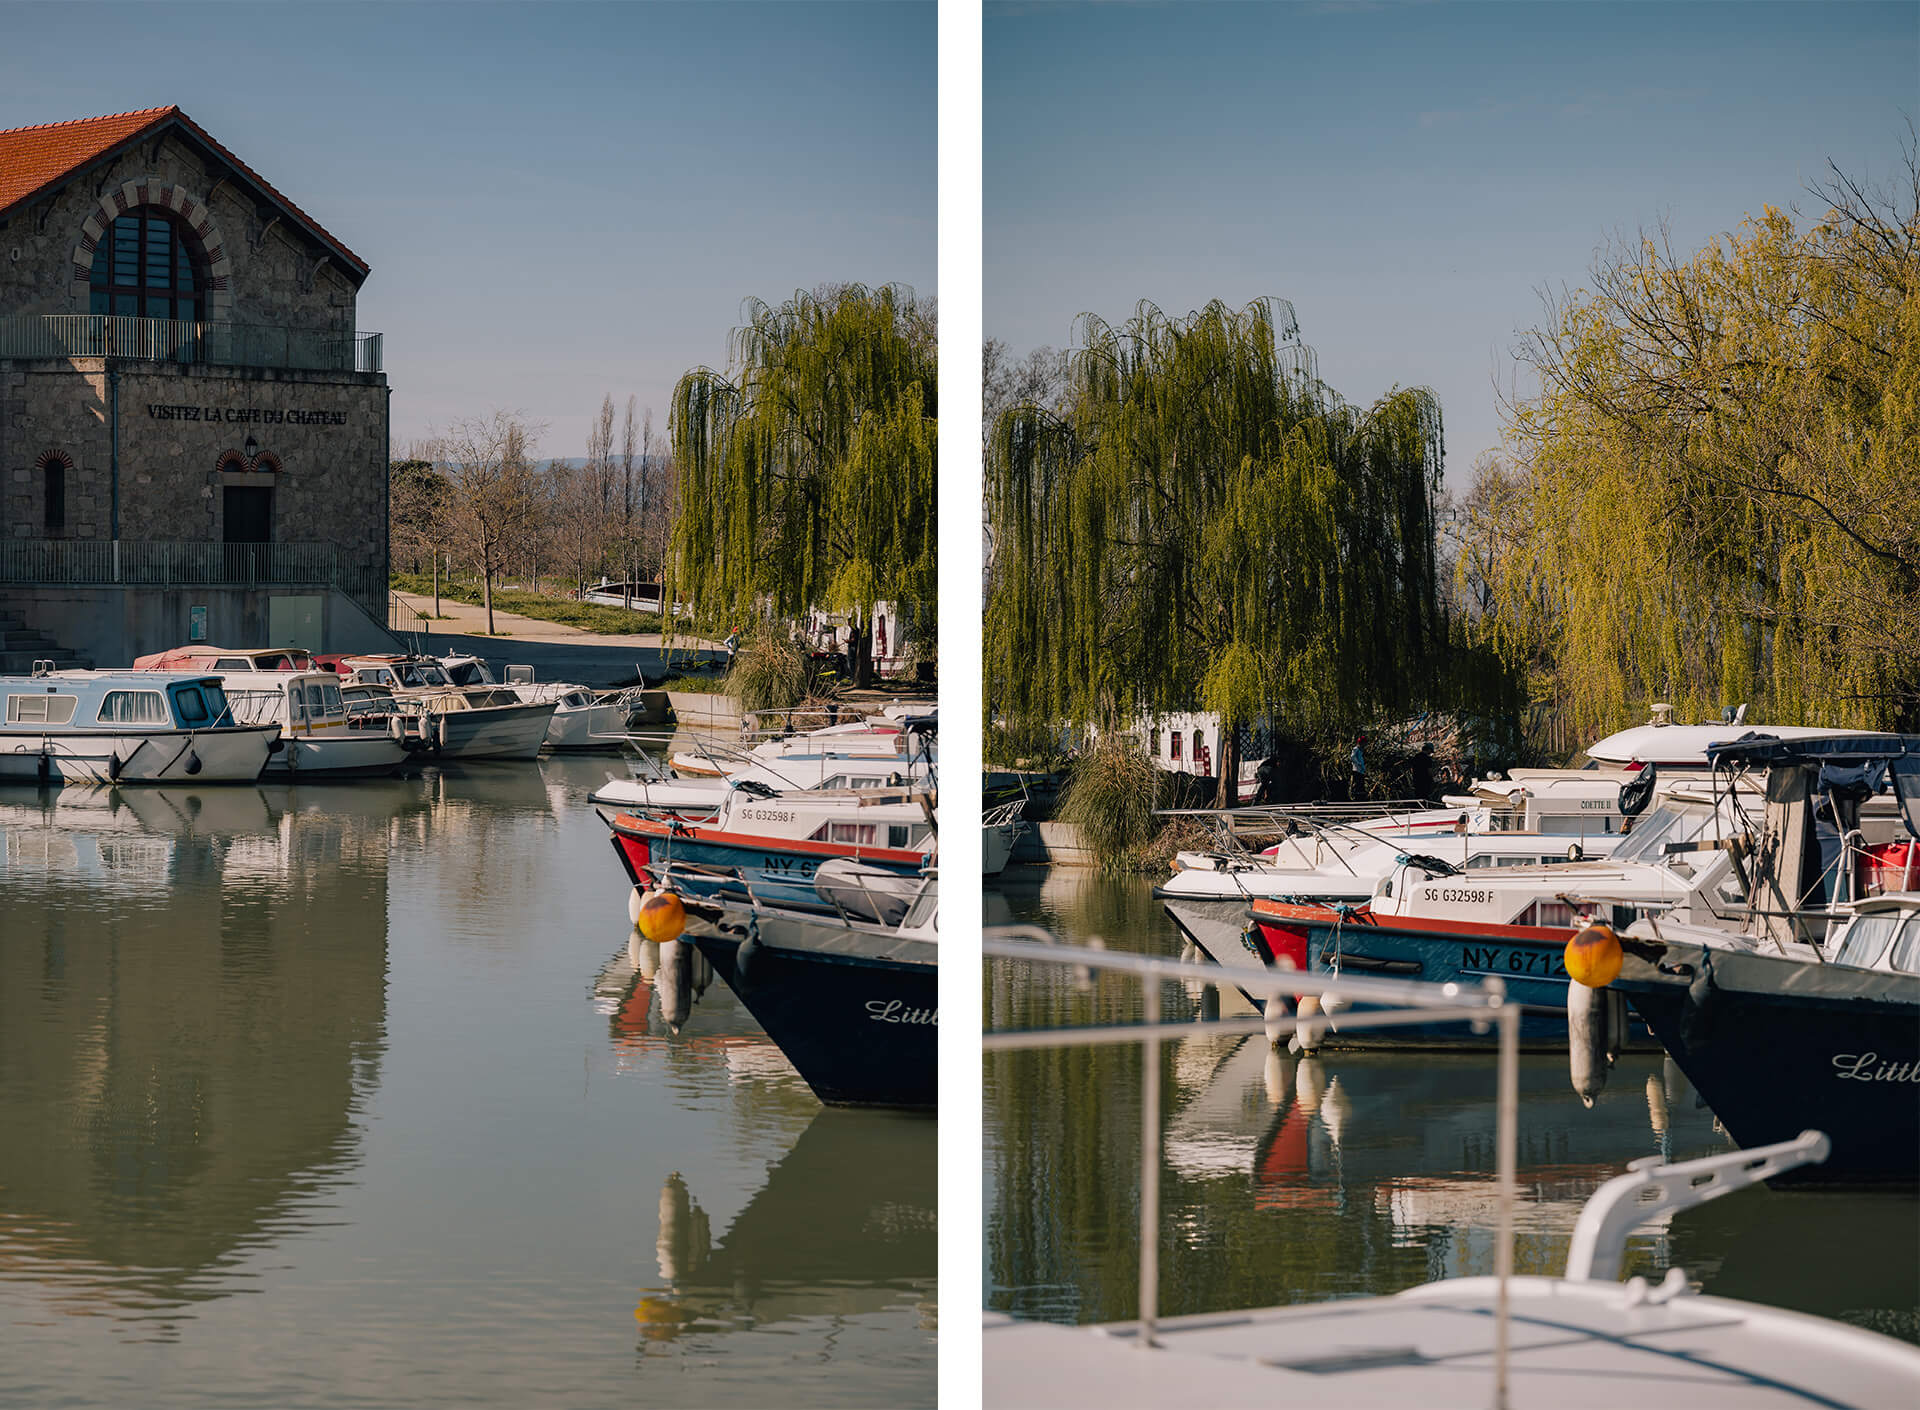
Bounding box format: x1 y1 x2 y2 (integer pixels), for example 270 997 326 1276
1 670 279 784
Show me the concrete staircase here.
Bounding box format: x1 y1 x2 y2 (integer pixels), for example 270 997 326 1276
0 609 92 674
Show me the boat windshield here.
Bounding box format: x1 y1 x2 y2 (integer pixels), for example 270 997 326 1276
1830 912 1901 969
444 660 493 686
1612 805 1712 864
398 664 452 687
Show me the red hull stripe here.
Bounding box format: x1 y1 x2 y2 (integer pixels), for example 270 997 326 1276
1251 898 1569 946
610 813 928 866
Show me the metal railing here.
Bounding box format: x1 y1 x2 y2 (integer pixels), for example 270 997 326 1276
0 539 384 616
388 591 433 638
0 315 381 374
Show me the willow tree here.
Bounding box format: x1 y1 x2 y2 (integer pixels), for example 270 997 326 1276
1488 145 1920 736
986 298 1451 805
668 284 937 685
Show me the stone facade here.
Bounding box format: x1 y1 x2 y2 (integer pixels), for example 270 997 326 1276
0 111 388 630
0 126 360 329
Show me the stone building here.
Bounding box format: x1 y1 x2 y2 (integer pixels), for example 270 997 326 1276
0 106 397 665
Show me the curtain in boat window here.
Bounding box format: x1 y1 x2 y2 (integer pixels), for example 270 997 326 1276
96 691 169 724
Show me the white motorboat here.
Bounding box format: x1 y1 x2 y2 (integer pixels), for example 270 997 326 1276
984 797 1026 876
590 748 934 812
216 670 409 777
439 655 632 750
669 715 934 778
330 655 555 761
0 670 278 784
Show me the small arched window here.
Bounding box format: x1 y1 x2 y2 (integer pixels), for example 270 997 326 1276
89 207 207 321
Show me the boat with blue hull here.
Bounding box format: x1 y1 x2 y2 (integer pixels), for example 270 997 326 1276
1251 906 1658 1052
605 794 934 911
666 875 937 1110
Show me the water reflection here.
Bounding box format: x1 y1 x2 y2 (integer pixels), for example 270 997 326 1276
986 870 1920 1341
635 1108 937 1345
1 756 933 1406
0 781 399 1322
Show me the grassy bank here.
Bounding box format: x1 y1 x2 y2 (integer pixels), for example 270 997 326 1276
390 573 664 635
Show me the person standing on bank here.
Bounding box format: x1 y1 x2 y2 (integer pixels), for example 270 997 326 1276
1349 734 1367 799
1410 741 1437 803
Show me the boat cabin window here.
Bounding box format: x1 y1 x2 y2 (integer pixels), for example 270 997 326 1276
316 681 345 718
444 660 491 686
169 682 230 726
6 693 78 725
1831 913 1899 969
1888 919 1920 975
213 656 253 669
817 822 878 845
562 690 593 709
396 664 451 687
96 690 169 724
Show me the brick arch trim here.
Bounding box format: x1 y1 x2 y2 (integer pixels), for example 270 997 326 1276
34 448 75 473
251 450 283 475
216 449 249 475
68 180 234 320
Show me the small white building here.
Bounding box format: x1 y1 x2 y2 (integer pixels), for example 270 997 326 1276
1143 710 1264 803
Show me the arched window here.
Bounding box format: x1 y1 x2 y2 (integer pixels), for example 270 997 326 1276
88 207 207 321
45 461 66 533
36 450 72 536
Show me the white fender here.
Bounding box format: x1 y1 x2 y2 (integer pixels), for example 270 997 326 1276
1289 993 1324 1055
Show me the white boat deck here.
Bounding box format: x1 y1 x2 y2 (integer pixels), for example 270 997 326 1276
986 1277 1920 1408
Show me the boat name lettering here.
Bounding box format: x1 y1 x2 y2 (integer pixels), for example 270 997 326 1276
1460 944 1565 978
1831 1052 1920 1083
146 403 349 427
1580 799 1615 810
866 999 937 1025
742 808 795 823
1439 888 1492 904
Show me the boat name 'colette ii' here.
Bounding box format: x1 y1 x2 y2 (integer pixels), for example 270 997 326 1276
867 999 937 1025
1832 1053 1920 1083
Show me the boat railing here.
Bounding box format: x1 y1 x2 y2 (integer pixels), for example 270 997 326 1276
983 927 1524 1405
656 857 935 935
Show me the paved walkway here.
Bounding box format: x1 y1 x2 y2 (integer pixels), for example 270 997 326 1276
389 589 725 688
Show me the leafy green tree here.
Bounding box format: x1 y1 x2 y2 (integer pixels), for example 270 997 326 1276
667 284 937 686
1491 144 1920 734
986 298 1453 805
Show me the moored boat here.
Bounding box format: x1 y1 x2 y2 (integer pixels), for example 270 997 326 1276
1 670 278 784
216 669 409 777
670 868 937 1110
604 788 935 910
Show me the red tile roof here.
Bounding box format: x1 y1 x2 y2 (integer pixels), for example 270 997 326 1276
0 105 368 280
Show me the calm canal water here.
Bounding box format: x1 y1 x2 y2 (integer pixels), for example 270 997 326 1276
985 869 1919 1345
0 751 934 1408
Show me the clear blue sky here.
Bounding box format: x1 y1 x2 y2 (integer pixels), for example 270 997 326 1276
987 0 1918 485
1 1 935 459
